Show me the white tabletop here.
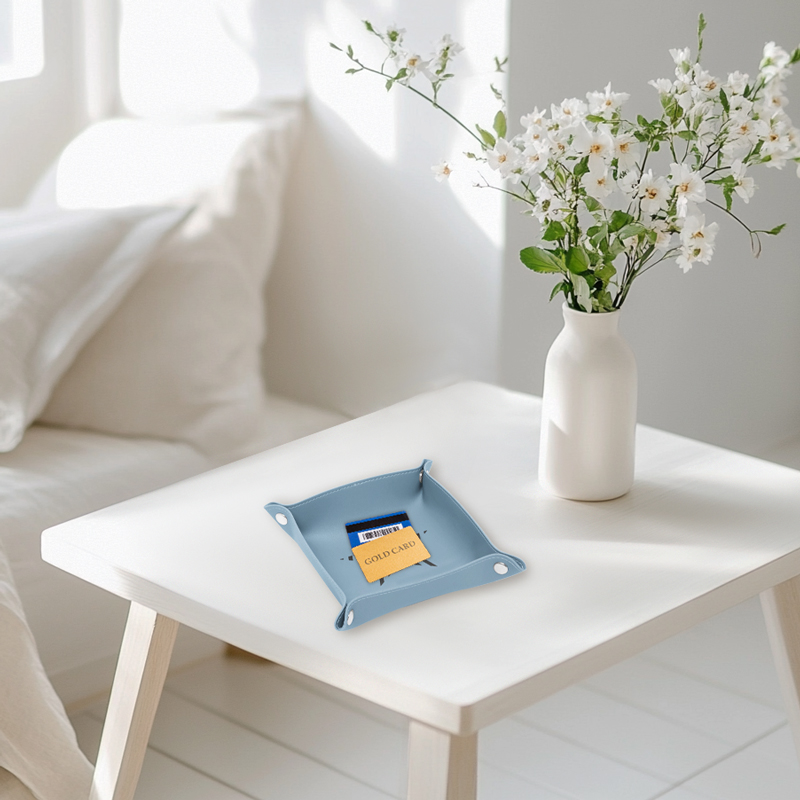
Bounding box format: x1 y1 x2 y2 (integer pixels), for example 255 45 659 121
42 382 800 735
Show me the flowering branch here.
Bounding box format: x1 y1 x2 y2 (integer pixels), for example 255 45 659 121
334 17 800 312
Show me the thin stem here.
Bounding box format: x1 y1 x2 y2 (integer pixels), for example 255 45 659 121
350 58 485 147
635 247 681 276
474 178 537 207
705 197 754 234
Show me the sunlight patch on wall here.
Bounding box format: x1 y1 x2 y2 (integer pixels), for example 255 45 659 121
442 0 509 249
119 0 259 118
306 0 396 162
0 0 43 83
52 119 263 209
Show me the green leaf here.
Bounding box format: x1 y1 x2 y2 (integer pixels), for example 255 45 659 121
791 47 800 66
608 238 626 258
476 125 496 148
363 20 375 33
676 130 697 141
723 185 734 212
637 114 649 128
593 290 615 312
572 274 592 312
589 222 609 247
566 246 590 274
697 13 707 62
764 223 786 236
617 222 647 240
549 281 569 302
345 68 359 74
385 79 394 91
519 246 564 273
542 220 567 241
494 55 508 73
585 114 606 124
583 195 603 212
493 110 507 140
489 83 504 102
719 88 730 113
329 42 343 51
573 156 590 179
594 263 617 283
609 210 634 232
347 44 354 58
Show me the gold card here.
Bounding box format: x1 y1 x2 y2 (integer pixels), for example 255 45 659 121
352 526 431 583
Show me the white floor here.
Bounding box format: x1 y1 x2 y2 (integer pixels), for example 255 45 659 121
70 595 800 800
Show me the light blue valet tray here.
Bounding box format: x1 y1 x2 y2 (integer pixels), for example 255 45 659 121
265 460 526 630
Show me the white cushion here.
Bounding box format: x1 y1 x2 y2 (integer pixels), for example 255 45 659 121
32 108 301 455
0 206 187 452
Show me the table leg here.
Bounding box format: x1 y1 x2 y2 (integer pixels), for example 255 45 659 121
89 602 179 800
761 575 800 763
407 720 477 800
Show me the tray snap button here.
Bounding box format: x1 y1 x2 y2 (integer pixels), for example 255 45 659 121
493 562 508 575
347 610 354 626
275 513 288 525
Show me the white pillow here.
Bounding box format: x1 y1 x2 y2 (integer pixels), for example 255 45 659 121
33 109 300 455
0 206 188 452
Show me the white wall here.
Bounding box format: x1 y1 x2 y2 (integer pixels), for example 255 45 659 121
500 0 800 455
263 0 508 418
0 0 80 206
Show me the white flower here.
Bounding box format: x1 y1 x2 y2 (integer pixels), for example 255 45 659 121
551 97 587 128
434 33 463 59
723 112 767 158
614 132 640 171
383 24 406 50
532 182 569 223
692 68 721 100
571 123 614 166
762 83 789 115
677 213 719 272
670 162 706 216
650 220 673 251
521 107 547 130
762 117 794 167
726 95 753 116
432 34 463 72
730 159 755 202
649 78 674 94
431 160 452 182
546 127 570 158
393 49 431 82
487 138 522 178
582 164 616 199
726 71 749 96
760 42 792 83
586 82 630 116
386 24 405 40
637 170 670 215
670 47 692 72
520 107 548 145
522 141 549 176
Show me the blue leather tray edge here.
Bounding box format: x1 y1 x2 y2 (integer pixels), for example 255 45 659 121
265 460 526 630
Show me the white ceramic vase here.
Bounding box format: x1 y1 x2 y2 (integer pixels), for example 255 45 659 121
538 303 637 501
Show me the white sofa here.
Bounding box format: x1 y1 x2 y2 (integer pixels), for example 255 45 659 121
0 104 349 708
0 100 358 799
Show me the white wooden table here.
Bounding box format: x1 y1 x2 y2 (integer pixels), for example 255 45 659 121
42 382 800 800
